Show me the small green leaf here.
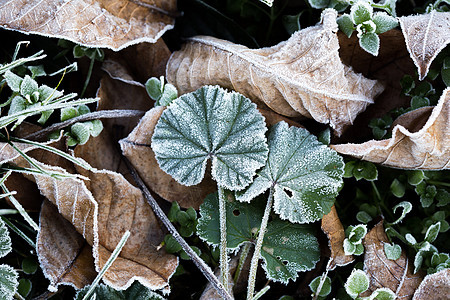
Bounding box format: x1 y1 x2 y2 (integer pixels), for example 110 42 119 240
76 282 165 300
38 85 63 102
8 96 28 116
164 234 182 254
38 109 53 125
400 75 415 95
344 239 356 255
436 189 450 207
71 122 91 145
17 278 31 298
369 287 396 300
168 202 180 223
354 243 364 256
20 75 39 98
283 12 302 35
414 251 424 273
237 121 344 224
152 86 268 190
407 170 425 186
308 0 329 9
390 179 405 198
61 107 79 121
349 224 367 243
405 233 417 245
442 67 450 86
0 218 12 258
414 81 434 96
345 269 369 299
344 161 356 178
318 128 331 145
177 211 191 226
431 252 449 266
384 243 402 260
145 77 163 101
356 211 372 223
309 275 332 297
337 14 355 37
359 32 380 56
350 1 373 24
373 12 398 34
159 84 178 106
0 264 19 300
179 223 195 237
27 65 46 78
425 222 441 243
356 20 376 37
197 193 320 283
180 246 201 260
22 257 38 275
186 207 197 221
4 71 22 92
391 201 412 225
90 120 103 137
411 96 430 109
77 105 91 115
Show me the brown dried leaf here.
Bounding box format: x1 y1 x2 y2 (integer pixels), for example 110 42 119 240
331 87 450 169
0 0 176 50
7 152 178 290
37 201 96 290
362 220 423 298
120 106 216 209
399 11 450 80
413 268 450 300
166 9 383 136
321 205 354 270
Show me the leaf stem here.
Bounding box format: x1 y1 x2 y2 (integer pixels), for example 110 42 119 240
234 242 251 284
218 185 230 293
427 180 450 188
247 187 274 300
24 109 145 141
124 156 233 300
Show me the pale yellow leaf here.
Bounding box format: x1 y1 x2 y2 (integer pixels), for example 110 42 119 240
399 11 450 80
0 0 176 50
166 9 383 135
331 87 450 170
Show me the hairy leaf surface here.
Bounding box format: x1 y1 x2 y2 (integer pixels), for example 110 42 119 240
197 193 320 283
151 85 268 190
166 9 383 135
0 264 18 300
237 121 344 224
399 11 450 80
0 218 11 259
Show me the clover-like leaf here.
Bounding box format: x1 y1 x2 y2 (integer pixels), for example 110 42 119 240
0 264 19 300
75 282 165 300
384 243 402 260
345 269 369 298
197 193 320 283
0 218 12 259
151 85 268 190
236 121 344 224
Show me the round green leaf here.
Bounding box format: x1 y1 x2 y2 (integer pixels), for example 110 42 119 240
0 264 19 300
70 122 91 145
309 275 332 297
21 257 38 275
152 85 268 190
164 234 182 254
197 193 319 283
145 77 163 101
60 107 78 122
384 243 402 260
345 269 369 298
17 278 31 298
0 218 12 259
370 287 396 300
236 121 344 224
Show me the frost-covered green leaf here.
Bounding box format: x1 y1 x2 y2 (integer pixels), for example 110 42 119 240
390 179 405 198
384 243 402 260
17 278 31 298
337 14 355 37
152 85 268 190
356 20 377 38
90 120 104 137
309 275 332 297
20 75 38 99
308 0 329 9
344 238 357 255
359 32 380 56
75 282 165 300
8 96 27 116
236 121 343 224
373 12 398 34
407 170 425 186
283 12 302 35
350 1 373 24
145 77 163 101
345 269 369 299
0 264 19 300
4 71 22 92
158 84 178 106
0 218 12 258
344 160 378 181
61 107 78 121
369 288 396 300
197 193 319 283
391 201 412 225
425 222 441 243
70 122 91 145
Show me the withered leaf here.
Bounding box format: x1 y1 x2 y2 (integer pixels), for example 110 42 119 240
120 106 216 209
331 87 450 170
362 220 423 298
0 0 177 50
6 151 178 291
413 268 450 300
399 11 450 80
166 9 383 136
37 201 96 291
321 205 354 270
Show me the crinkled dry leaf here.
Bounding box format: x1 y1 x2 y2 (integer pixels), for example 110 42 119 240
4 150 178 291
120 106 216 209
399 11 450 80
166 9 383 136
321 205 354 270
413 268 450 300
37 201 96 290
332 87 450 169
0 0 177 50
362 220 423 298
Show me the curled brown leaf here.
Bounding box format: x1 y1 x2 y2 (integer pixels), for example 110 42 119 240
331 87 450 169
413 268 450 300
166 9 383 136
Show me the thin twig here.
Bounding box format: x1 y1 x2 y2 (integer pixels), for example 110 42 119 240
25 110 145 141
218 186 230 293
124 156 233 300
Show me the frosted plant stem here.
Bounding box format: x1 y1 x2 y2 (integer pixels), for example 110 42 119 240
124 157 232 300
247 187 274 300
218 186 230 293
234 242 251 283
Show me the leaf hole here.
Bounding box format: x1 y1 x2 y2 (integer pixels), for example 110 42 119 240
284 188 293 197
276 256 281 260
233 209 240 216
282 260 288 265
